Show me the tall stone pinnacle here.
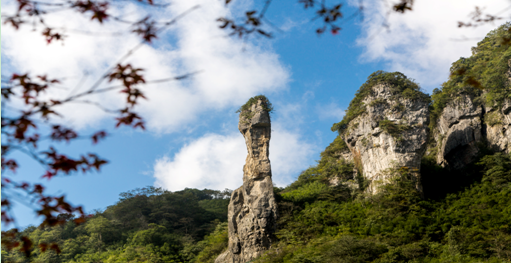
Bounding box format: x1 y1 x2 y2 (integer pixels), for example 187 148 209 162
215 97 278 263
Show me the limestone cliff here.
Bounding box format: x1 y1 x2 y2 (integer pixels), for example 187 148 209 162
215 98 277 263
485 98 511 153
485 59 511 153
342 82 429 193
425 24 511 169
331 25 511 192
430 95 511 169
433 93 484 169
428 56 511 169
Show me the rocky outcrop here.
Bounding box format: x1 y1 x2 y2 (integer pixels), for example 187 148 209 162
215 99 277 263
485 59 511 154
432 58 511 168
431 96 511 169
339 148 354 163
485 99 511 153
434 94 484 169
343 83 429 193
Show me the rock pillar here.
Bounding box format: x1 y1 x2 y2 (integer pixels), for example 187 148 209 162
215 98 277 263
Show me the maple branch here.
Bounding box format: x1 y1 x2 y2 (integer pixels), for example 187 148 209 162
68 99 119 113
8 145 48 166
2 191 40 211
76 4 200 97
65 70 202 101
110 0 170 8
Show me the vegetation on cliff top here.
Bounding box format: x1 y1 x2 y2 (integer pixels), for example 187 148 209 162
236 95 274 114
236 95 274 122
430 22 511 127
331 70 429 134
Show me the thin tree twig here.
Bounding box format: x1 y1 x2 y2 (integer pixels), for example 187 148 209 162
80 4 200 96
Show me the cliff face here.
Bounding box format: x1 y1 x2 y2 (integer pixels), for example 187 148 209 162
486 98 511 153
434 94 484 169
343 83 429 193
332 23 511 192
215 99 277 263
485 60 511 153
431 58 511 168
432 95 511 169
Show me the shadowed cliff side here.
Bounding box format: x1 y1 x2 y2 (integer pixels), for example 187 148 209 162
426 23 511 170
215 96 278 263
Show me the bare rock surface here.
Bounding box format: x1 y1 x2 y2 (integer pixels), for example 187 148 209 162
486 99 511 154
430 59 511 168
435 94 483 169
485 61 511 154
433 91 511 169
215 99 277 263
343 83 429 193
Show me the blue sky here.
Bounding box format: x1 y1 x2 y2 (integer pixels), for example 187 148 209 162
2 0 510 229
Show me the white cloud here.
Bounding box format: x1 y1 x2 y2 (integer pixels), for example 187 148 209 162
153 125 315 191
270 126 316 186
273 102 304 127
1 0 289 132
356 0 510 90
153 133 245 191
279 17 309 32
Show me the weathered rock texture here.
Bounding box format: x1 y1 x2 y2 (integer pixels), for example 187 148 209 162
434 94 484 169
343 83 429 193
432 95 511 170
484 60 511 154
485 99 511 153
339 148 354 163
215 100 277 263
430 59 511 168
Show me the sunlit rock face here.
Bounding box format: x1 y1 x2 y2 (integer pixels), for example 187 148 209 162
216 99 277 263
343 83 430 194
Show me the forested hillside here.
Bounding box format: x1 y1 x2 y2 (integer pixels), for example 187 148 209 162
1 187 231 262
3 23 511 263
255 150 511 262
3 148 510 262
